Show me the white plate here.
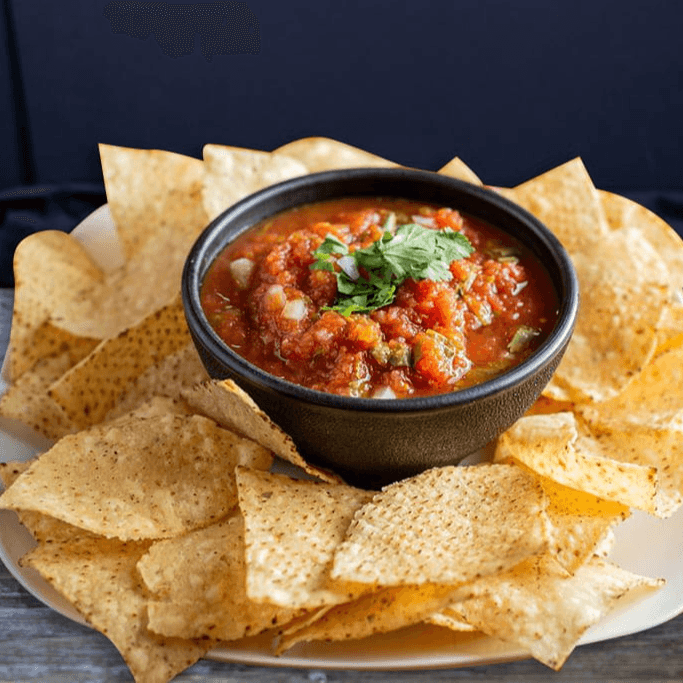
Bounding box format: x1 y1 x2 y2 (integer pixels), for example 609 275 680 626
2 423 682 669
1 207 682 669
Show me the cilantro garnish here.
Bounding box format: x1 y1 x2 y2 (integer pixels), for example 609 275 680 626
310 223 474 315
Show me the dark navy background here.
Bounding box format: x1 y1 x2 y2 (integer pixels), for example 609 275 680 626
1 0 683 284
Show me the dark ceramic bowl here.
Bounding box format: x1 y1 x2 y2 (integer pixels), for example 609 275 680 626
182 168 578 489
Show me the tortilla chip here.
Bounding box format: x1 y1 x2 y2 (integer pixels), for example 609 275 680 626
49 144 206 340
0 352 78 440
599 189 683 293
501 163 672 402
553 227 671 402
48 296 191 429
580 426 683 519
437 156 483 185
182 379 342 483
102 342 209 422
504 158 609 255
7 230 103 381
139 515 303 641
495 413 659 514
539 474 629 572
276 582 468 654
599 190 683 354
443 556 663 670
22 535 213 683
99 143 207 260
1 461 90 543
331 464 550 587
578 345 683 432
273 137 398 172
236 467 372 609
0 413 272 539
202 144 308 221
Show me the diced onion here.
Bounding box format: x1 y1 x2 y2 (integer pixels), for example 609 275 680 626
264 284 287 310
338 255 360 280
229 257 254 289
382 212 397 233
282 298 307 320
411 215 436 228
372 386 397 399
512 281 528 296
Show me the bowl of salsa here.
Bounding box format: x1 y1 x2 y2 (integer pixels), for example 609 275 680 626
182 168 578 487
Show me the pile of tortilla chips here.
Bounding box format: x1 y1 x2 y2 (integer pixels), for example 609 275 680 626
1 137 682 682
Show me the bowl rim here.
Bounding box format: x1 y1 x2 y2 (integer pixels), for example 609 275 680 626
182 167 579 414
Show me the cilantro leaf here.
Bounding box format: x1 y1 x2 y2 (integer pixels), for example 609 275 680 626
311 222 474 315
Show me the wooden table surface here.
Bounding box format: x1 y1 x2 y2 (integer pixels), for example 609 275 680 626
1 287 683 683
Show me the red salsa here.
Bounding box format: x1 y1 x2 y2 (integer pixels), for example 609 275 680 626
200 197 558 398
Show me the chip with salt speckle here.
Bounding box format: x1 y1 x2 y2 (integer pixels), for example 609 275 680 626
202 144 308 222
331 464 551 587
437 555 663 670
538 474 629 572
235 466 373 610
273 136 398 173
0 413 272 539
184 379 343 484
276 582 468 655
494 412 661 515
48 296 191 429
22 534 213 683
138 515 304 641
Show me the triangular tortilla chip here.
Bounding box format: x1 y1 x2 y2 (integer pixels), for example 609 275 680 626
495 413 660 514
139 515 303 641
504 158 609 255
22 535 213 683
202 144 308 221
443 556 663 670
99 143 207 259
48 296 191 429
437 156 482 185
599 189 683 293
182 379 342 483
331 464 550 587
0 413 272 539
539 475 629 572
7 230 103 381
273 136 398 172
236 467 372 609
554 227 670 401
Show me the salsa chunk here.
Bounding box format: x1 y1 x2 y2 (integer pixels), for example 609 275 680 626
201 197 558 398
